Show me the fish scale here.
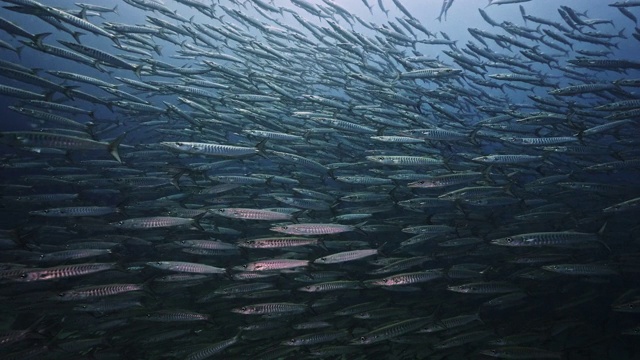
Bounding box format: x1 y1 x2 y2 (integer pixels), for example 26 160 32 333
56 283 143 301
17 263 117 282
367 269 444 286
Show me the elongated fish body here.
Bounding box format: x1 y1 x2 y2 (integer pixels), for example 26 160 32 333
447 281 520 294
282 330 348 346
473 154 543 164
146 261 226 274
234 259 309 271
55 283 143 301
58 41 139 73
270 223 355 235
314 249 379 264
15 263 117 282
366 156 443 166
242 130 303 141
397 68 462 80
418 314 482 333
273 196 332 210
501 136 578 146
408 172 483 188
185 334 240 360
231 302 308 315
549 83 616 96
0 131 125 162
368 256 433 275
298 280 363 292
351 317 433 344
35 249 111 263
29 206 119 217
237 237 321 249
541 264 618 276
491 232 600 248
42 6 118 42
111 216 197 229
139 310 210 322
175 240 238 251
603 196 640 212
209 208 292 221
160 142 259 157
0 84 46 100
367 269 444 286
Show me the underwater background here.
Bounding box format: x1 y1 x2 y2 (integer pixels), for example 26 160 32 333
1 0 640 359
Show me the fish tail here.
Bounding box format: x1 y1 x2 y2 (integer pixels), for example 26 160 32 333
191 213 206 232
43 90 56 102
133 64 144 79
255 138 269 159
62 86 78 101
72 32 84 44
170 171 184 191
107 132 127 163
519 5 527 24
33 32 51 48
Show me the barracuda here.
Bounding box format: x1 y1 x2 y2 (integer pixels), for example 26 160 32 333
0 131 125 162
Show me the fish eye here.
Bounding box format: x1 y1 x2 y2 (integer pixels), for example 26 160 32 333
360 336 366 342
43 209 49 213
176 142 183 146
20 273 27 278
118 221 124 225
241 307 246 311
58 292 65 297
506 237 512 242
321 257 326 261
180 240 186 244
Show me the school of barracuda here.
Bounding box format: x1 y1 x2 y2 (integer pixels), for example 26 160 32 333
0 0 639 358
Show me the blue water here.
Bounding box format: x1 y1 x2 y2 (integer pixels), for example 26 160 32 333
1 0 640 359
